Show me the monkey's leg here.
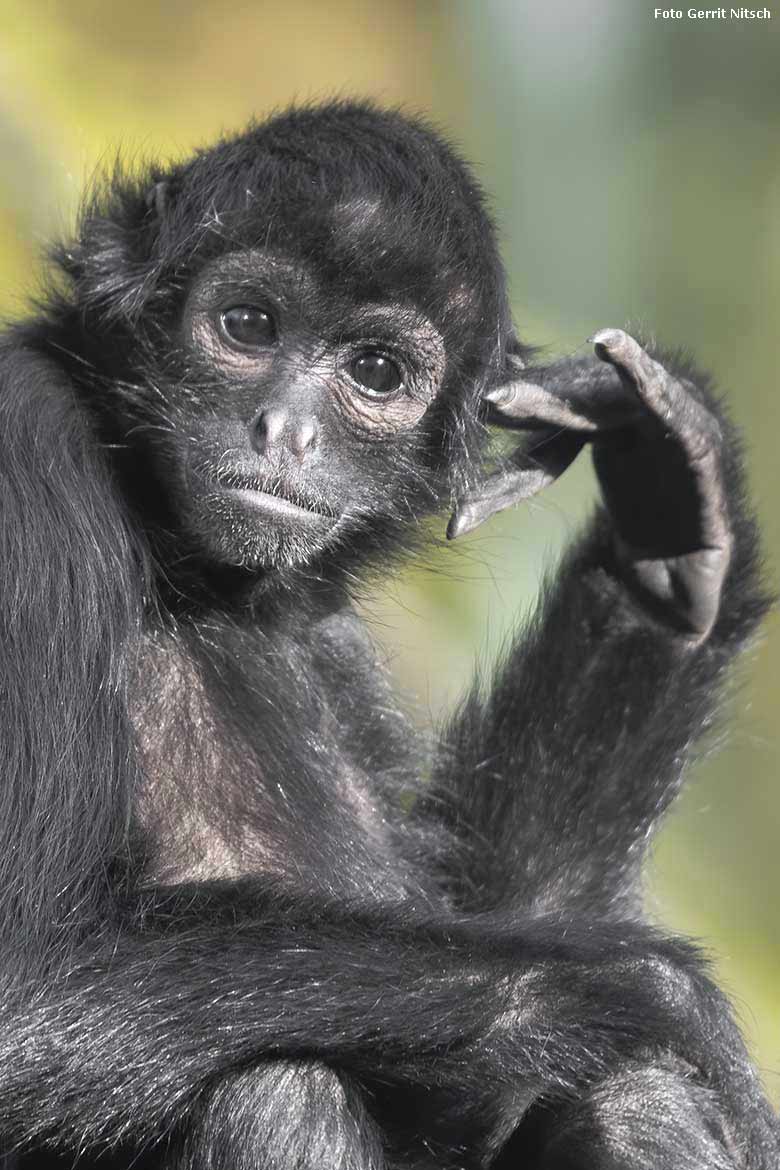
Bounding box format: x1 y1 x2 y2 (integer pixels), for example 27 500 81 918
493 1060 748 1170
164 1062 384 1170
426 331 768 918
487 938 779 1170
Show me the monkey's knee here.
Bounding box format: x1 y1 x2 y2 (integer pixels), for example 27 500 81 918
170 1061 384 1170
493 1064 738 1170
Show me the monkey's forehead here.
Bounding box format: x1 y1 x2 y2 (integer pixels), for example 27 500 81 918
156 105 511 352
181 189 488 335
176 102 494 259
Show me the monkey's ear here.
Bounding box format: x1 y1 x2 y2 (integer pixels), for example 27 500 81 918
63 175 175 329
447 351 587 539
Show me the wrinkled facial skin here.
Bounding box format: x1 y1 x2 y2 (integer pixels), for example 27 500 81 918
168 249 449 570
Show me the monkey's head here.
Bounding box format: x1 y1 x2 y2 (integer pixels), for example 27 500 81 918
64 103 517 576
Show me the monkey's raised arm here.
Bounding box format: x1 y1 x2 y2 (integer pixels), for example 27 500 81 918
426 332 770 918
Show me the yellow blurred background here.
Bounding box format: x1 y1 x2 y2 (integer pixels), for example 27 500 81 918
1 0 777 1103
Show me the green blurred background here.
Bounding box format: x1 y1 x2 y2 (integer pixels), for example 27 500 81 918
1 0 777 1101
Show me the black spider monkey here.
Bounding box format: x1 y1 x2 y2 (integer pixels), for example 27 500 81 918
0 100 776 1170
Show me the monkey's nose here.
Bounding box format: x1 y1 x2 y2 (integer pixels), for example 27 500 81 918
250 409 318 461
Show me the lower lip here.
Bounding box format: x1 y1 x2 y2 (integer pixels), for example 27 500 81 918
224 487 335 527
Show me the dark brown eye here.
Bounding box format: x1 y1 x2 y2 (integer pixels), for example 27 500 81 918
220 305 276 348
349 352 402 396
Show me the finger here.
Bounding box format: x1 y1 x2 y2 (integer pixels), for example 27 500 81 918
484 379 599 433
591 328 674 417
485 350 644 434
590 329 720 457
447 431 585 540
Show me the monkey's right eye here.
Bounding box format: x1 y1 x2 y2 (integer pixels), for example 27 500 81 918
219 306 277 349
349 352 403 397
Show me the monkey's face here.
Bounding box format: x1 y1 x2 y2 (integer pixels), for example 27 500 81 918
164 249 455 570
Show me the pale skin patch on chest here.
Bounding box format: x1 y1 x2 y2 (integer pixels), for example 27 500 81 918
129 631 398 892
130 634 283 884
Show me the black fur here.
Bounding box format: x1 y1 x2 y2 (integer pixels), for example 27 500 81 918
0 101 776 1169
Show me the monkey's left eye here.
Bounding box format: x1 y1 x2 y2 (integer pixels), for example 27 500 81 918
220 305 277 348
349 352 403 397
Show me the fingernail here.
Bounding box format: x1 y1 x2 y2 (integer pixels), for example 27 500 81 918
484 386 510 404
590 328 624 348
446 511 466 539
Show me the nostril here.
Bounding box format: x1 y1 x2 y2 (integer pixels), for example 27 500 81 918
251 409 286 456
250 410 318 460
291 418 318 460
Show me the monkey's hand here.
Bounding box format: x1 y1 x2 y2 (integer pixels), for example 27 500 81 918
451 329 733 641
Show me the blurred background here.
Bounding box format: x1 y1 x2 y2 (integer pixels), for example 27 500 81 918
1 0 777 1101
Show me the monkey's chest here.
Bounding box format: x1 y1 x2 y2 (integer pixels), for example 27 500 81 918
129 636 396 890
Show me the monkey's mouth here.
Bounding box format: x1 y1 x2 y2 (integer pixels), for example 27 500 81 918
213 471 339 526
